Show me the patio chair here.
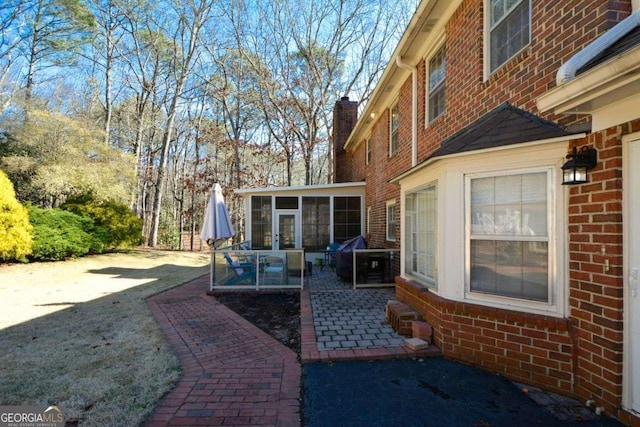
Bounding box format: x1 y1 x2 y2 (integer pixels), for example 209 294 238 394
262 256 286 285
327 242 340 270
223 253 256 286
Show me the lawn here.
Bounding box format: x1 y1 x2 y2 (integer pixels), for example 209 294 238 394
0 249 210 426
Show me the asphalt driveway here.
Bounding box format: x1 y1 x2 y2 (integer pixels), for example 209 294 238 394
302 358 625 427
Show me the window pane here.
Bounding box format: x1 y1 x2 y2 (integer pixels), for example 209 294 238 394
302 197 330 251
471 177 495 205
522 172 546 202
470 240 496 293
251 196 272 249
523 242 549 301
276 196 298 209
334 196 362 243
522 203 546 235
495 174 521 204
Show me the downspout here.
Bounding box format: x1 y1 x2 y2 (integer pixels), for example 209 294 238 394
396 55 418 167
557 10 640 85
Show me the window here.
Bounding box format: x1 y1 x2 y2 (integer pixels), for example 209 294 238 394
428 45 446 123
366 138 371 164
275 196 298 209
302 197 330 251
389 103 399 155
488 0 530 73
386 201 396 241
405 184 437 285
468 171 549 302
251 196 272 249
334 196 361 242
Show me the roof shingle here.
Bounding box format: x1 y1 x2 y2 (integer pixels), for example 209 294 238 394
429 102 573 159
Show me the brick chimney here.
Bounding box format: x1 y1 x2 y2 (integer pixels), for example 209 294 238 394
333 96 358 183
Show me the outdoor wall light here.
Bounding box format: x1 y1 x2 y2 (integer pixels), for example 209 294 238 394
561 145 598 185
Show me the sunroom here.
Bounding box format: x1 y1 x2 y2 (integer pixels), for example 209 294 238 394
210 182 377 289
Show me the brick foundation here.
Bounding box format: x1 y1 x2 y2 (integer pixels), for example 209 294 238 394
395 277 574 397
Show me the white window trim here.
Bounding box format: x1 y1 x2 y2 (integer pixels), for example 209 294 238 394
399 140 568 317
426 42 446 126
386 200 397 241
483 0 532 80
389 102 399 156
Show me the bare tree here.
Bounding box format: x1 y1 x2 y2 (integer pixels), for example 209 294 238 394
241 0 411 185
86 0 127 145
148 0 216 247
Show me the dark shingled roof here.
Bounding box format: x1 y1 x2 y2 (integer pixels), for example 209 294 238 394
429 102 573 159
577 24 640 75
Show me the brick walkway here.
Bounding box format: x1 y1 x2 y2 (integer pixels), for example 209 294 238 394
144 276 300 427
144 269 437 426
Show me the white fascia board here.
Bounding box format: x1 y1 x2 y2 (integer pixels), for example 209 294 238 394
537 45 640 114
234 182 366 196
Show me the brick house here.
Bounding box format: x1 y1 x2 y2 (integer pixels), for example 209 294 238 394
335 0 640 424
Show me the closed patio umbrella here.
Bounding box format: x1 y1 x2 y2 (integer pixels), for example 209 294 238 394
200 183 236 288
201 183 235 247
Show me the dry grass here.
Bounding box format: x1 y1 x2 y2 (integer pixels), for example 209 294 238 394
0 249 210 426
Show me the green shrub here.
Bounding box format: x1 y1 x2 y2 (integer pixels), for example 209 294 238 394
62 195 143 250
0 170 33 262
27 205 96 261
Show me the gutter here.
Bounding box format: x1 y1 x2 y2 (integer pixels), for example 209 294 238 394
395 55 418 167
556 10 640 85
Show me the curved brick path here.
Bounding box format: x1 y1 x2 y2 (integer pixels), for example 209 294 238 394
144 276 300 427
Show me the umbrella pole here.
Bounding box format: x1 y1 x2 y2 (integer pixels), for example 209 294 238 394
210 246 214 291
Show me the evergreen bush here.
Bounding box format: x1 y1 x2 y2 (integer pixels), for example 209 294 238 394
0 170 33 262
62 195 143 249
27 205 96 261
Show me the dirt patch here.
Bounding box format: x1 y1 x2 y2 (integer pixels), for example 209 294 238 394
212 291 301 354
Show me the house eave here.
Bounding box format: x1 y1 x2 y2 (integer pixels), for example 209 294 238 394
234 181 366 196
537 45 640 115
342 0 463 152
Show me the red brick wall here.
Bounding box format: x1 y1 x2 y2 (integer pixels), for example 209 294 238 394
567 119 640 416
342 0 636 420
357 0 632 251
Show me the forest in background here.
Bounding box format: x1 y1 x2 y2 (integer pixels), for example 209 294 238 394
0 0 415 248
